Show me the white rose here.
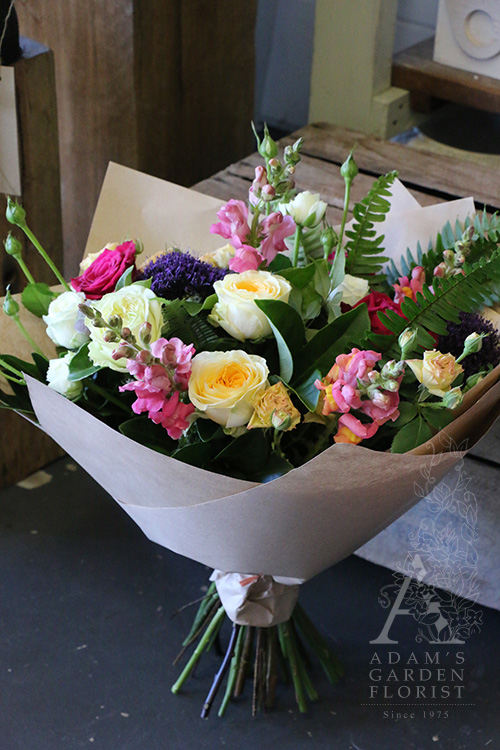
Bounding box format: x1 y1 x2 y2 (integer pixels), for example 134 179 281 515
279 191 327 227
199 243 235 269
87 284 163 371
42 290 90 350
188 350 269 428
46 352 83 400
209 270 292 341
333 274 369 306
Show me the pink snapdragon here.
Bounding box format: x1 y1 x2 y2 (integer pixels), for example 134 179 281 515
315 347 403 445
119 336 195 440
210 200 250 244
249 166 268 206
228 240 264 273
393 266 425 305
258 212 296 263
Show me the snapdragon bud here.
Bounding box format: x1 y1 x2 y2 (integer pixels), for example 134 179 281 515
381 360 405 379
382 379 399 393
367 370 380 384
442 387 463 410
433 263 446 278
462 225 475 243
442 250 454 264
78 303 96 319
111 344 135 361
138 321 152 346
3 287 19 317
4 232 22 260
268 158 280 169
6 197 26 227
120 326 133 341
108 314 123 329
103 330 119 343
137 349 154 366
261 184 276 201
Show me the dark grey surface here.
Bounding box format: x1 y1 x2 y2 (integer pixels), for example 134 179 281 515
1 458 498 750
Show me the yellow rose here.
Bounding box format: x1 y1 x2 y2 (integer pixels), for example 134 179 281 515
247 381 301 431
406 350 463 397
199 243 235 269
87 284 163 372
209 269 292 341
188 350 269 428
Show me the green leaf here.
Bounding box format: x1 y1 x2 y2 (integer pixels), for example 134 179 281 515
115 266 134 290
290 368 321 411
422 407 454 430
267 254 292 272
391 401 418 428
196 418 225 442
278 263 316 289
329 243 346 290
171 440 222 469
184 294 217 316
118 416 176 454
212 430 269 475
390 416 433 453
249 452 293 483
293 304 371 383
21 282 56 317
255 299 306 382
67 343 100 381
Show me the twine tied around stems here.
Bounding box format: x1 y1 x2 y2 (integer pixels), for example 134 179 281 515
210 570 303 627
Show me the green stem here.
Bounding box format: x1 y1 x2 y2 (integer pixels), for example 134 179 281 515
336 178 352 257
21 224 70 290
0 369 25 385
0 356 25 380
293 604 344 683
249 206 262 247
292 225 302 267
218 625 246 717
13 316 47 359
279 621 308 713
16 258 35 284
85 380 131 413
301 417 338 464
171 605 226 694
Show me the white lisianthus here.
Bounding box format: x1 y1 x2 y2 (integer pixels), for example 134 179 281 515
42 290 90 350
279 191 327 228
209 270 291 341
188 350 269 428
199 243 235 269
46 352 83 400
86 284 163 371
333 274 370 306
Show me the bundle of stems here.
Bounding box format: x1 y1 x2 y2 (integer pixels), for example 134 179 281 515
171 583 344 718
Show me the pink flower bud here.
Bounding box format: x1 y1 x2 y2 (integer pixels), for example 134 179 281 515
433 263 446 278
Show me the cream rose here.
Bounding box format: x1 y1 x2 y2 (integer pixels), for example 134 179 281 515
46 352 83 400
278 191 327 228
188 350 269 428
42 290 90 350
406 350 463 397
199 243 235 269
209 269 292 341
332 274 370 307
87 284 163 372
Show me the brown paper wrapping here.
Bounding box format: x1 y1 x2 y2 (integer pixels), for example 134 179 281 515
2 162 499 582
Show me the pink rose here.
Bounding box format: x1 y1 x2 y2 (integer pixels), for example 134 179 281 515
353 291 402 336
71 240 137 300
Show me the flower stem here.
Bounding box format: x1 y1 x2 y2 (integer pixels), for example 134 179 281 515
218 625 246 717
21 224 70 290
17 257 35 284
12 316 47 359
292 225 302 267
0 356 25 380
279 621 308 713
84 380 132 413
171 605 226 694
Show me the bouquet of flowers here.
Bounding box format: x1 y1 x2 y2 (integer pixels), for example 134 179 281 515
1 127 500 717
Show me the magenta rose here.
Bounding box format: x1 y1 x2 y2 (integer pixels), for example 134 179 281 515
70 240 138 299
353 291 402 336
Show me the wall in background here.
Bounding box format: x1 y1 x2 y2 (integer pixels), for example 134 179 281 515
254 0 438 134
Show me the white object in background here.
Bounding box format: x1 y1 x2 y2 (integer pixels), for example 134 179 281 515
0 66 21 196
434 0 500 78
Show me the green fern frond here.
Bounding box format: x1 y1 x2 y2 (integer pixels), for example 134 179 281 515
162 299 238 352
377 248 500 354
345 171 397 282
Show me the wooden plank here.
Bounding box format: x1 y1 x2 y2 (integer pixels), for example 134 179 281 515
392 37 500 117
287 123 500 209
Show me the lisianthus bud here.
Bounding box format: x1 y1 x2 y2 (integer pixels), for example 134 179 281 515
441 387 463 409
6 197 26 227
4 232 22 260
3 287 19 317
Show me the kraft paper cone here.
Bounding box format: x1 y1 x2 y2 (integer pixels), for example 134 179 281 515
2 162 499 582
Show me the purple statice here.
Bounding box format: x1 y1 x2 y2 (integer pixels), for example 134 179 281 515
137 250 229 301
438 311 500 379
